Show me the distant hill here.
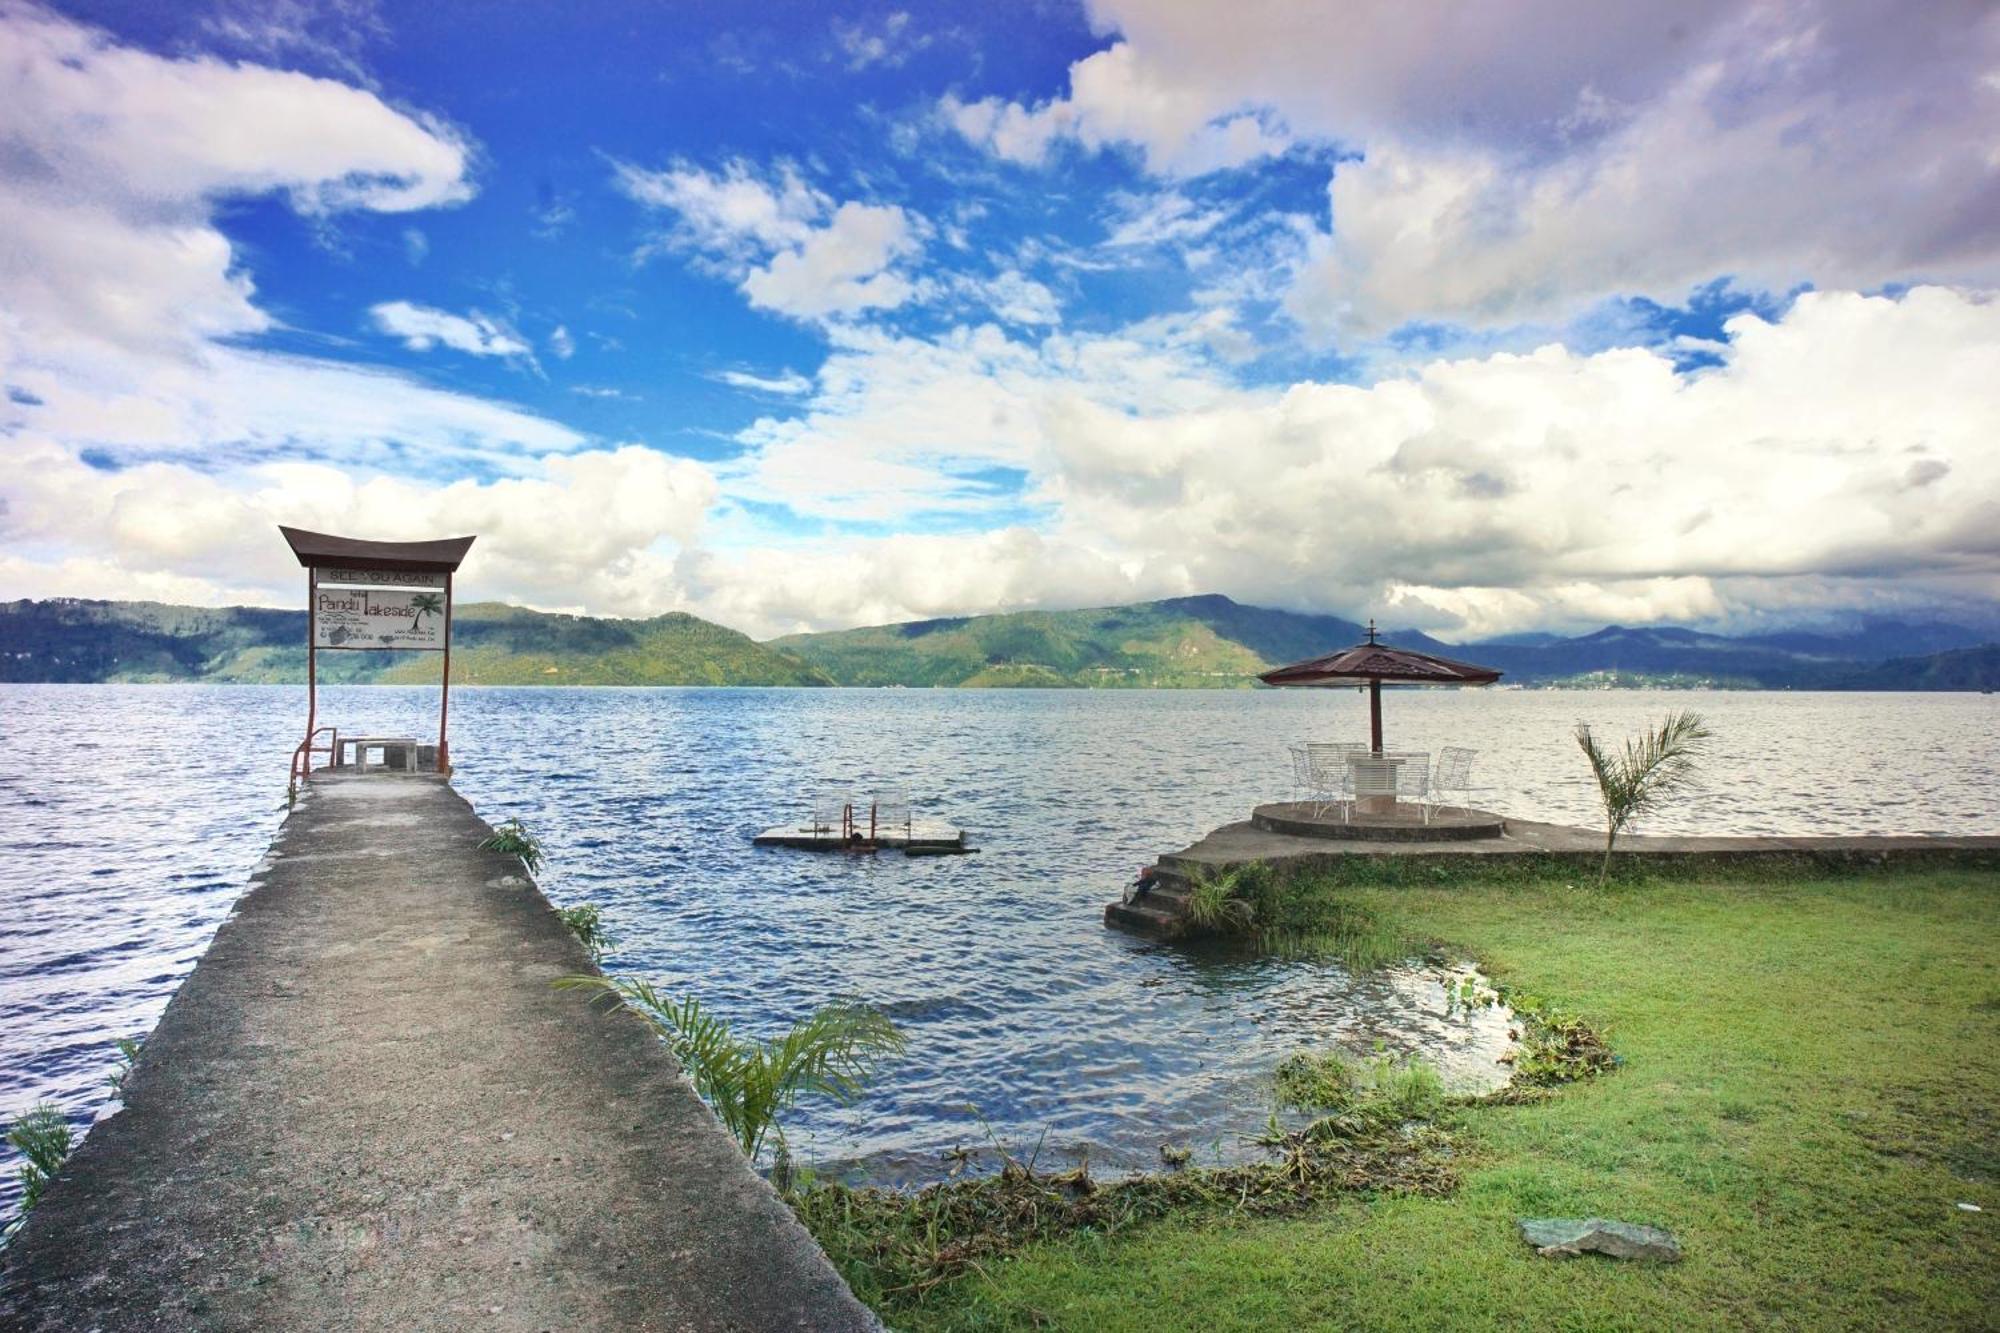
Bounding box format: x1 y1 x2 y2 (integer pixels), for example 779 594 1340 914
769 594 1374 688
1816 643 2000 691
4 594 1994 690
0 599 831 687
774 597 1999 690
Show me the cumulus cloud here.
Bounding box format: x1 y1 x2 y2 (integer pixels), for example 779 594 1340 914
950 0 2000 334
0 439 718 617
943 41 1286 177
741 202 921 319
0 8 588 497
614 157 925 320
707 286 2000 635
370 301 532 358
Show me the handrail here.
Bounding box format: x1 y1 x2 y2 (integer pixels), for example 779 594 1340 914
290 726 339 788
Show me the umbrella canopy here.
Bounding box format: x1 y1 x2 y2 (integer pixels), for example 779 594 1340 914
1259 622 1502 751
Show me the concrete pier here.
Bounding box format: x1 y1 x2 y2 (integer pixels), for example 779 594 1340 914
1109 805 2000 937
0 773 874 1332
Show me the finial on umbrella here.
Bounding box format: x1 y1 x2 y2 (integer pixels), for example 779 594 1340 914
1366 618 1378 644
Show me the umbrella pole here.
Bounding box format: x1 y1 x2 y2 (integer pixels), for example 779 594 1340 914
1369 678 1383 752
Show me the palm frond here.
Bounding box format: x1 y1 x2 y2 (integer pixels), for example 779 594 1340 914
555 976 902 1158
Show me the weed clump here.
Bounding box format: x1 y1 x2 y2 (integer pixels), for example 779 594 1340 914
555 903 612 961
479 817 545 874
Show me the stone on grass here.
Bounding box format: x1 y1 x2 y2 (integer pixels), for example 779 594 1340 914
1518 1217 1682 1262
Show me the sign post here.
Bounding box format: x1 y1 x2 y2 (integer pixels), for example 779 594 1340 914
280 526 476 777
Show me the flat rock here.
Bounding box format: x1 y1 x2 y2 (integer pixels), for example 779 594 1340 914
1518 1217 1683 1262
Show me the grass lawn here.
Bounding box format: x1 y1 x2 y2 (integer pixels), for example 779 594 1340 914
819 868 2000 1331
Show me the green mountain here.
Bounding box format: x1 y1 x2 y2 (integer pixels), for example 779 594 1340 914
0 599 831 687
769 594 1368 688
774 595 2000 690
5 594 1995 690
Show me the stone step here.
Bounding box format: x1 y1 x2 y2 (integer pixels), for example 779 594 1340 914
1103 899 1179 937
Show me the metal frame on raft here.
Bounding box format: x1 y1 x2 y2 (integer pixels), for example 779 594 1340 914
278 526 476 783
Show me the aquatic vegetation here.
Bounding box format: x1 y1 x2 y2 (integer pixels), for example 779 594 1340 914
792 1121 1458 1309
1574 709 1715 884
1493 991 1620 1088
556 975 904 1159
554 903 612 961
1273 1049 1448 1135
478 817 545 874
4 1103 74 1239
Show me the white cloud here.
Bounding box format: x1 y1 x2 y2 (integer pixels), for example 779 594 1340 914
949 1 2000 333
549 324 575 359
832 11 929 71
959 270 1063 327
742 202 921 319
704 285 2000 635
616 159 925 322
0 8 582 480
613 157 824 259
943 42 1287 177
714 369 814 395
0 438 718 617
370 301 531 358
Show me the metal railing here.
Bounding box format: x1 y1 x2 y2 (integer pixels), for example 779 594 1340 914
289 726 338 787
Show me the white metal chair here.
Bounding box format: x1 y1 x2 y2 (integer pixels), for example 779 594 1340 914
1388 751 1432 822
1429 746 1487 818
1305 741 1363 821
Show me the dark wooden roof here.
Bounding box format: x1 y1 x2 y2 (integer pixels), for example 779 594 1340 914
1259 640 1502 687
279 526 476 573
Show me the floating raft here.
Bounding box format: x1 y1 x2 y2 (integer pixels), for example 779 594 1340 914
753 817 973 855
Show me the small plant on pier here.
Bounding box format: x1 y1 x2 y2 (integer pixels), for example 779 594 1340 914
556 903 612 961
556 976 905 1159
107 1036 143 1101
479 817 545 873
4 1103 74 1238
1574 710 1715 885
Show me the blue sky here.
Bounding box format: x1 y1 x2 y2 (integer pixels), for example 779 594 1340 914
3 1 1997 637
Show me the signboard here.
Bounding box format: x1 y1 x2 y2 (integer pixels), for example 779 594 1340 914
312 581 448 650
316 566 445 589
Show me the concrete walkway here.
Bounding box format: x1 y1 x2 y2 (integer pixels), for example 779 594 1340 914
0 774 875 1332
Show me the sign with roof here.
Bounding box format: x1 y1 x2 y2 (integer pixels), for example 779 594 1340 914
279 525 477 778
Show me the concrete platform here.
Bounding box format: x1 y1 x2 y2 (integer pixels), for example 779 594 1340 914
1107 810 2000 939
1250 801 1506 842
0 772 875 1332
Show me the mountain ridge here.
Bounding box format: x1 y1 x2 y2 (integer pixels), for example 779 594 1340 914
1 594 1994 690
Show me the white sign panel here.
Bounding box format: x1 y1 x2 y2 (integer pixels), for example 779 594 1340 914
317 566 445 589
313 584 447 650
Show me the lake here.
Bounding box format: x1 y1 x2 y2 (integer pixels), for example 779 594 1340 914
3 684 1995 1210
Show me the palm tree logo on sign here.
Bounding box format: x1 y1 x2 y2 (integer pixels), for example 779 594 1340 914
408 592 444 635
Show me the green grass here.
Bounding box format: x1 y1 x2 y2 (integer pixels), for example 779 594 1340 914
816 868 2000 1331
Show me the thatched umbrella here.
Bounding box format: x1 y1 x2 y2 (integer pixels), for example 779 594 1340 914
1258 622 1502 752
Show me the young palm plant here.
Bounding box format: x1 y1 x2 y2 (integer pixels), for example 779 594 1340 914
556 976 904 1160
5 1103 74 1236
1574 710 1715 884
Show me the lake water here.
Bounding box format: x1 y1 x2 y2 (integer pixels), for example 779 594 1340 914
3 685 1996 1210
